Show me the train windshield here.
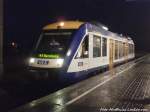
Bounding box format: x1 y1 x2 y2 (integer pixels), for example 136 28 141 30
34 29 76 58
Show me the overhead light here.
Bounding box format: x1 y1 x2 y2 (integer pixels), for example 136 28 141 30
120 34 123 36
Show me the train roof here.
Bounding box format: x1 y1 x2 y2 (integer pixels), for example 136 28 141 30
42 20 134 44
86 22 134 44
43 21 84 30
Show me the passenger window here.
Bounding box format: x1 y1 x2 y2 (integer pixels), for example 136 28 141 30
129 44 134 54
119 42 123 58
115 40 118 59
119 42 121 58
75 35 89 59
93 35 101 57
129 44 132 54
132 44 134 54
123 43 126 56
121 42 124 57
102 37 107 56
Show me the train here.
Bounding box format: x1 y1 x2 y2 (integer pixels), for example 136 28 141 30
28 21 135 81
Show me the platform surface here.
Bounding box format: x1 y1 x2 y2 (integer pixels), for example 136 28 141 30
11 55 150 112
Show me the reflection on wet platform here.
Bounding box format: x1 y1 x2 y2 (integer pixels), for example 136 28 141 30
11 55 150 112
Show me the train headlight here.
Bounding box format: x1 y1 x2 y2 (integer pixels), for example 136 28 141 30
29 58 35 64
59 22 64 27
56 59 64 66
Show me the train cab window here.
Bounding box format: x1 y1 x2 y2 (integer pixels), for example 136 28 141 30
75 35 89 58
34 29 76 58
102 37 107 56
93 35 101 57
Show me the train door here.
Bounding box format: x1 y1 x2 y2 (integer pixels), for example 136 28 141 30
109 39 114 70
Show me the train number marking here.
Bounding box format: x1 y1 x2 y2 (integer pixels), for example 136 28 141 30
78 62 83 66
37 60 49 65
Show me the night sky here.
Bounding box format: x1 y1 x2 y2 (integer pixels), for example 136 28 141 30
4 0 150 53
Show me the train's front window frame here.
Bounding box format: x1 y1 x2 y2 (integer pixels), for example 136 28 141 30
33 29 76 58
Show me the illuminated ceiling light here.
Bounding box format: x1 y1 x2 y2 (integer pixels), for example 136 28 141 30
96 38 100 42
30 101 37 107
102 26 109 31
55 98 63 105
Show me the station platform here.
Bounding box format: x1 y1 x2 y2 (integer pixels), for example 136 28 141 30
11 54 150 112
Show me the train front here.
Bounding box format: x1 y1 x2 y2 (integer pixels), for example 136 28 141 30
28 21 84 79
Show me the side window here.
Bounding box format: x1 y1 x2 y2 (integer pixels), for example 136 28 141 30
129 44 134 54
75 35 89 59
120 42 123 57
93 35 101 57
102 37 107 56
119 41 122 58
129 44 131 54
123 42 126 56
121 42 124 57
132 44 134 54
115 40 118 59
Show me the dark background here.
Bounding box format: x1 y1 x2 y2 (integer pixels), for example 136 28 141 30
4 0 150 54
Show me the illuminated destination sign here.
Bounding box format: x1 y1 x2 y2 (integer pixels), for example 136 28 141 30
38 54 60 59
